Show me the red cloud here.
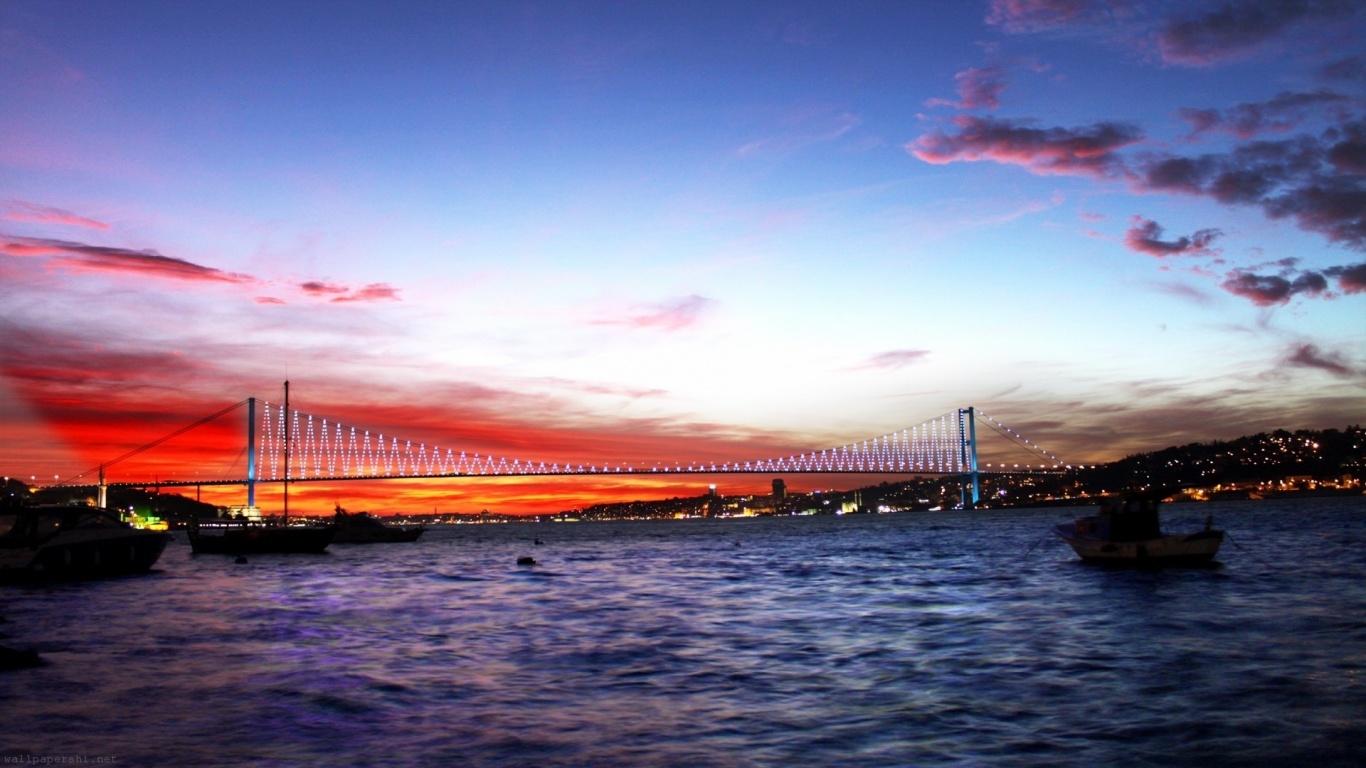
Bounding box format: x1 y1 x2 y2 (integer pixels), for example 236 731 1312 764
909 116 1141 178
986 0 1092 32
333 283 400 303
3 201 110 230
2 240 67 257
1123 217 1223 257
1 235 255 284
929 66 1008 110
298 280 401 303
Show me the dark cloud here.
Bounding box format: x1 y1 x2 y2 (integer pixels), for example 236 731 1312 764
0 235 255 284
1124 217 1223 257
1158 0 1361 66
1285 342 1356 377
1138 121 1366 250
1221 266 1329 305
298 280 350 296
909 116 1141 178
916 3 1366 257
1320 54 1366 83
1323 262 1366 293
1178 90 1355 139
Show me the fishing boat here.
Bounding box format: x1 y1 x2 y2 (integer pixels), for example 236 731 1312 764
332 505 424 543
186 380 334 555
1053 494 1223 564
0 504 173 581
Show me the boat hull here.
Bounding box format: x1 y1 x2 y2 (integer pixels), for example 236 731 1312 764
0 528 173 582
188 522 334 554
333 527 423 544
1053 526 1223 564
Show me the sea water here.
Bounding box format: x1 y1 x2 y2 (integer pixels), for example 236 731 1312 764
1 497 1363 767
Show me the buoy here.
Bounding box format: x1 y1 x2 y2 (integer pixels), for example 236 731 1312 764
534 538 544 545
517 556 536 565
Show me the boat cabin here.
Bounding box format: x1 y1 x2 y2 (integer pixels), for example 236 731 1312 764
1092 496 1162 541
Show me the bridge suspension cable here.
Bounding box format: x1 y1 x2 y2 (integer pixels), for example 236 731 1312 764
974 410 1067 468
57 399 251 487
252 405 1003 480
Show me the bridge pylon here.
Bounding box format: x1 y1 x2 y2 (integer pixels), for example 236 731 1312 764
958 407 980 509
246 397 257 508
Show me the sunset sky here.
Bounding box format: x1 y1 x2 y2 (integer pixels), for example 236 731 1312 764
3 0 1363 515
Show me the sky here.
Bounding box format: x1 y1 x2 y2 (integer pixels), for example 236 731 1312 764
2 0 1363 515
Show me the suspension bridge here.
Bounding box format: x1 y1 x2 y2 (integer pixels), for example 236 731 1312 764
71 389 1072 509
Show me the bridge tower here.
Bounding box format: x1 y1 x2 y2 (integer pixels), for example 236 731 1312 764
958 407 980 509
246 397 257 508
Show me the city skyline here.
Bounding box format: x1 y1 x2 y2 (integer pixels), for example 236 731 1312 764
2 1 1363 514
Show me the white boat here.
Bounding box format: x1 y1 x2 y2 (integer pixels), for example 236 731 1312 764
1053 495 1223 564
0 504 173 581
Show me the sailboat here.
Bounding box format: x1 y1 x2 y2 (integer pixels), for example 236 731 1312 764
187 381 335 555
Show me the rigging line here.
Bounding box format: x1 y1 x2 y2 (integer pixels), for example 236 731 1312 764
1222 530 1271 567
59 399 251 486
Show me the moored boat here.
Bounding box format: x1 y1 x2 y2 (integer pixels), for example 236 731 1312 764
332 505 424 543
186 379 334 556
0 504 173 581
1053 494 1223 564
186 515 334 555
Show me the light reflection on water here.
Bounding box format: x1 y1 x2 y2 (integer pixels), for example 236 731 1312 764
2 498 1363 766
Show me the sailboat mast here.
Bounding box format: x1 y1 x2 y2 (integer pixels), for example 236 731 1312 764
283 379 290 524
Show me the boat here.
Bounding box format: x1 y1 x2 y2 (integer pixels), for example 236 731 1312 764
1053 493 1224 564
331 505 424 543
186 514 334 555
186 380 334 555
0 503 174 581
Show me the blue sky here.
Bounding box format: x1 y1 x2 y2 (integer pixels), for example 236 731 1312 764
2 0 1363 512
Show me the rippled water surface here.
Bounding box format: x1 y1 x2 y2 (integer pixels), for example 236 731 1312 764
2 498 1364 766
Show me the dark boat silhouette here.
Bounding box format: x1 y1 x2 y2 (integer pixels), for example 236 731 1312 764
186 380 333 555
0 504 173 581
332 505 424 543
187 514 333 554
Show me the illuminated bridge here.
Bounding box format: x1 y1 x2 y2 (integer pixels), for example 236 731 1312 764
73 388 1072 509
